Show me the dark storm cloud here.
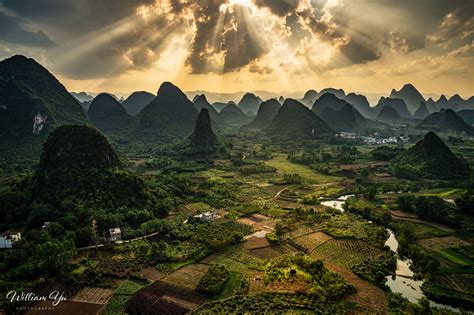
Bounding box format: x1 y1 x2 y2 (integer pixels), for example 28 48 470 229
253 0 299 16
340 39 380 64
0 0 155 37
0 12 56 47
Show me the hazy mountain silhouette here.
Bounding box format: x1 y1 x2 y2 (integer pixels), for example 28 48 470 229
391 132 469 180
87 93 130 133
211 102 228 112
311 93 350 115
414 101 430 119
0 55 86 139
376 105 402 122
219 102 251 126
245 99 281 130
457 110 474 125
301 90 318 107
238 93 262 115
418 109 473 134
345 93 373 118
124 82 198 141
390 84 425 114
319 88 346 100
71 92 94 103
374 97 411 118
122 91 155 116
267 98 333 138
319 103 367 131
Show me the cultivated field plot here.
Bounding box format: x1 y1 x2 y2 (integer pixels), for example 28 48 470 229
265 154 340 184
294 232 333 252
310 239 383 269
432 274 474 294
141 266 167 281
241 236 271 249
223 247 265 266
249 243 297 260
237 214 275 231
126 280 208 314
281 226 318 240
418 236 471 250
70 287 114 304
161 263 210 290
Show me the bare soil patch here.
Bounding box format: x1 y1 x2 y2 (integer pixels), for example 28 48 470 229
141 266 167 281
294 232 332 252
70 287 114 304
324 262 388 314
161 264 210 290
241 236 271 249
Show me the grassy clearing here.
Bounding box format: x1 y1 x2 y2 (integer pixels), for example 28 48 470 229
216 272 244 300
265 154 340 184
413 224 453 239
211 255 250 273
102 280 146 315
433 248 474 267
415 188 466 198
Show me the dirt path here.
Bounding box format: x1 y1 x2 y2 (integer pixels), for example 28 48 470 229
266 187 289 201
323 261 388 314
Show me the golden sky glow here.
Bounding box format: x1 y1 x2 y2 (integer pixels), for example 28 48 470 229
0 0 473 98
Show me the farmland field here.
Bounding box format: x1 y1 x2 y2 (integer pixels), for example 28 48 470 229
310 239 383 269
102 280 146 315
265 153 341 184
294 231 333 252
161 264 210 290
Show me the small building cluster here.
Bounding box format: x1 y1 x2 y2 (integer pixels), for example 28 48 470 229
337 132 409 145
109 228 122 242
0 230 22 248
194 211 220 221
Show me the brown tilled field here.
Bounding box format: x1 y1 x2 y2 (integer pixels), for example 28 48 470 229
249 244 297 259
237 214 275 231
241 236 271 249
161 264 210 290
294 231 332 252
70 287 114 304
126 280 208 314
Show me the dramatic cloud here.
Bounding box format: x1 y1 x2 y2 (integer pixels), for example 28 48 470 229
0 0 472 96
253 0 299 17
0 12 55 47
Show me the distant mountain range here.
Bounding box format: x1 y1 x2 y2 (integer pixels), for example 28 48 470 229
3 55 474 150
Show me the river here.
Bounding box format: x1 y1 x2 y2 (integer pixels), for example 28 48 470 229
322 195 461 312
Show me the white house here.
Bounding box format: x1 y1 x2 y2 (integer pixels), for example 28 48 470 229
194 211 220 221
109 228 122 242
0 230 22 248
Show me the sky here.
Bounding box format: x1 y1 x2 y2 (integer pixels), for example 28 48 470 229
0 0 473 98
